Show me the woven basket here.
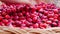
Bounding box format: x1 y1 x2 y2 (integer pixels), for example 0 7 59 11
0 26 60 34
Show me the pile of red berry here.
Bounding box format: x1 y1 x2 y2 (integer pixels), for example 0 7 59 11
0 3 60 29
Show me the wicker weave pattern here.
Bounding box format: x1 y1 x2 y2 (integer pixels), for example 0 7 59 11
0 26 60 34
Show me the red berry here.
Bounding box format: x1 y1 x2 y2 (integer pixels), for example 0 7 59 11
0 2 59 29
2 19 9 25
0 16 3 20
53 9 58 14
5 15 10 19
1 12 7 16
47 20 52 24
33 23 39 28
52 22 57 26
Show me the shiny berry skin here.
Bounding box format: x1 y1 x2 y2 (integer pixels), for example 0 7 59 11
0 2 59 29
2 19 9 25
5 15 10 19
47 20 52 24
33 23 39 28
0 16 3 20
53 9 58 14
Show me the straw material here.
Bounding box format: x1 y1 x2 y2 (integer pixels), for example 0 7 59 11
0 26 59 34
